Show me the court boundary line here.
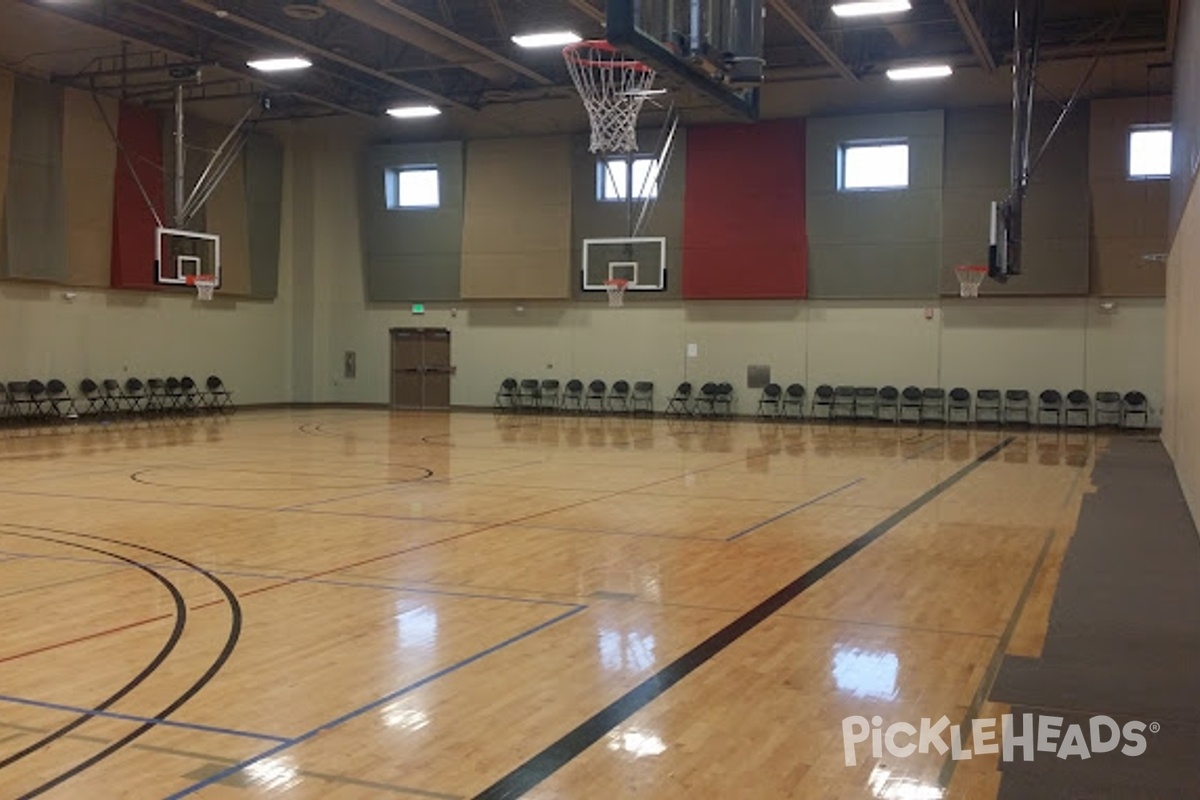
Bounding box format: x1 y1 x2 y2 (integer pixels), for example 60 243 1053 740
469 437 1015 800
0 695 288 743
726 478 865 541
165 604 588 799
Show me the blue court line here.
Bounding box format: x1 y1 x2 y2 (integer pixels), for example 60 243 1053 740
0 549 576 609
725 478 865 541
165 604 587 799
0 694 288 743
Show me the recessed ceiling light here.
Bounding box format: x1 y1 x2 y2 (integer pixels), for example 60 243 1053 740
247 57 312 72
832 1 912 18
386 104 442 119
511 31 582 48
886 64 953 81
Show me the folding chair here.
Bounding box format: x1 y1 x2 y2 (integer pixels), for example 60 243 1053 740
782 384 806 419
899 386 922 424
631 381 654 414
1037 389 1064 426
5 382 32 421
517 379 542 412
877 386 899 423
811 385 835 420
26 380 51 420
832 386 856 420
179 376 202 413
165 377 187 413
584 380 607 413
494 378 519 411
539 379 561 411
77 379 106 416
1094 391 1121 427
1065 390 1091 427
0 383 10 423
146 378 168 413
608 380 631 413
205 376 234 412
1004 389 1031 425
123 378 148 414
715 382 734 418
101 379 126 414
854 387 878 420
45 380 77 419
757 383 782 418
665 382 693 416
560 379 584 412
694 382 719 417
975 389 1001 425
920 388 946 423
1121 391 1149 429
947 388 971 424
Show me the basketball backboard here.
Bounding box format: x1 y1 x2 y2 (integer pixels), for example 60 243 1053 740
606 0 762 120
155 227 222 289
582 237 667 292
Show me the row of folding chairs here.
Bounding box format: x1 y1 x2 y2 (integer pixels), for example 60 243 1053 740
755 384 1148 428
495 379 655 414
664 382 737 418
0 376 233 423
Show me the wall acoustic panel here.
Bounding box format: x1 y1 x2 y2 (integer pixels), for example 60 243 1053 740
245 133 284 299
941 104 1090 296
571 128 687 300
63 88 118 288
3 77 67 282
682 119 806 299
807 111 942 299
460 136 571 300
362 141 463 302
1171 1 1200 243
0 72 13 252
1089 96 1170 297
110 103 165 289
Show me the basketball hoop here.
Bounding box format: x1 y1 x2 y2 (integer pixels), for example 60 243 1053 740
604 278 629 307
954 266 987 298
187 274 217 301
563 40 657 153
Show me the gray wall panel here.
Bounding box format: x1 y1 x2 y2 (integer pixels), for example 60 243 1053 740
362 141 463 302
245 133 284 299
807 110 944 298
3 77 67 282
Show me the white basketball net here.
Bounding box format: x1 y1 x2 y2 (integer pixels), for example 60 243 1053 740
564 41 657 153
193 276 217 301
605 279 628 307
955 267 987 298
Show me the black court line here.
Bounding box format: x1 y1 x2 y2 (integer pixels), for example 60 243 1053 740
472 437 1014 800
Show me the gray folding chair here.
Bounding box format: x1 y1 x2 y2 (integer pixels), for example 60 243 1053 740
832 386 856 420
811 385 834 419
1065 390 1091 427
1094 391 1121 426
877 386 899 423
665 382 693 416
560 379 585 412
1004 389 1031 425
608 380 632 413
1038 389 1063 426
782 384 806 419
854 387 878 420
1121 391 1148 429
899 386 922 423
920 388 946 423
631 381 654 414
584 380 607 413
540 379 561 411
947 387 971 424
975 389 1001 424
757 383 782 418
494 378 519 411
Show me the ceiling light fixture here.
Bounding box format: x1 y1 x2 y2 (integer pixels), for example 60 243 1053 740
511 31 583 48
886 64 954 81
247 57 312 72
386 104 442 119
831 1 912 18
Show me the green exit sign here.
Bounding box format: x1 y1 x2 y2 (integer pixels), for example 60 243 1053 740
411 303 425 315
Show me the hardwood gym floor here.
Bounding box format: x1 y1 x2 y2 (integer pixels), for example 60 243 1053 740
0 409 1097 798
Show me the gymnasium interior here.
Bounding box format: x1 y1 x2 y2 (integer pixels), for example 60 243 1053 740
0 0 1198 797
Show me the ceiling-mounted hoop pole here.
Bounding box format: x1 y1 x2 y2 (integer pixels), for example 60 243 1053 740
173 83 185 226
632 104 679 238
92 93 164 229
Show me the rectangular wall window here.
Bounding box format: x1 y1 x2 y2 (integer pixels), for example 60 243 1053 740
839 140 909 191
1128 125 1172 180
597 155 660 201
386 166 440 209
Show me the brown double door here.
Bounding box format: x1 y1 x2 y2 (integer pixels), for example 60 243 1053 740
390 328 452 409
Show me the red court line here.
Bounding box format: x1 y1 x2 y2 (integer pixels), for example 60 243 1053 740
0 613 174 665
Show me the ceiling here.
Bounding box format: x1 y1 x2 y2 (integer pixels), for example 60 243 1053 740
0 0 1177 138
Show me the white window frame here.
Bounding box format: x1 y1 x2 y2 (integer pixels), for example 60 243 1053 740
596 155 660 202
838 139 910 192
1127 124 1172 181
386 165 441 209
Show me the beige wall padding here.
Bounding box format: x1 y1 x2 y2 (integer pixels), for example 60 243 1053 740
205 127 251 296
460 136 571 299
1089 97 1170 297
0 72 12 239
1164 167 1200 518
63 89 117 288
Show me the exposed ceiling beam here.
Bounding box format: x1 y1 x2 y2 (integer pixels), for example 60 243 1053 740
364 0 552 85
946 0 996 72
1166 0 1179 61
486 0 508 38
765 0 858 82
566 0 605 25
178 0 472 110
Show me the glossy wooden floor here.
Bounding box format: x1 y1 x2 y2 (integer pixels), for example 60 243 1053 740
0 409 1097 799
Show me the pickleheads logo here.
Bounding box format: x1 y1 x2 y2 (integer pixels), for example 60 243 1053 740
842 714 1157 767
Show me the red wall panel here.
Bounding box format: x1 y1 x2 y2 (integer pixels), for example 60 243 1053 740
682 119 807 299
110 103 164 289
